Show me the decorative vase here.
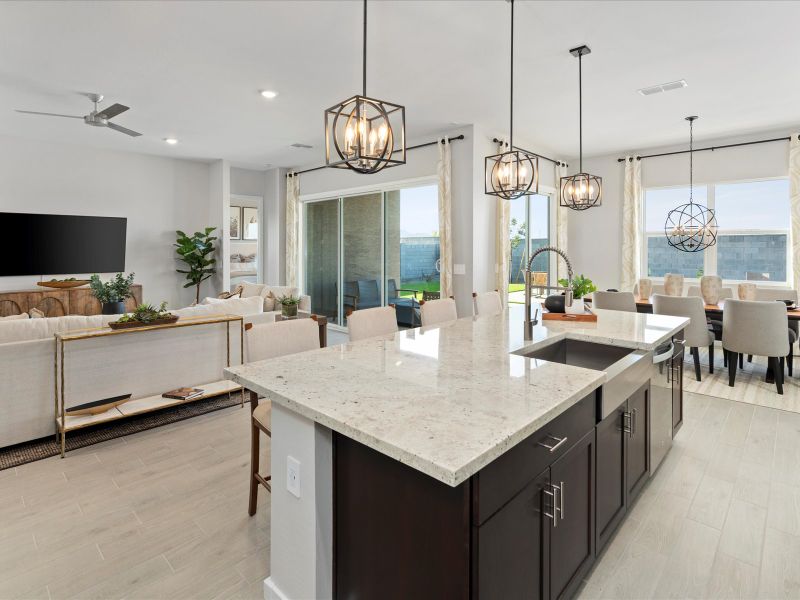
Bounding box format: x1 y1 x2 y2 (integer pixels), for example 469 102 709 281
663 273 684 297
544 295 565 314
281 303 298 318
101 301 126 315
565 298 585 315
637 278 653 301
738 283 757 301
700 275 722 305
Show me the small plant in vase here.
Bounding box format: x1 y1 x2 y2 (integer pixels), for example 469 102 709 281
110 302 178 329
278 295 301 318
89 273 135 314
557 274 597 314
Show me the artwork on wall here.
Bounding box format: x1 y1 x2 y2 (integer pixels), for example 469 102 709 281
230 206 241 240
243 207 258 240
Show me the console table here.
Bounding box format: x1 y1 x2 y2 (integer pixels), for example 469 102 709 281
54 313 244 457
0 285 143 317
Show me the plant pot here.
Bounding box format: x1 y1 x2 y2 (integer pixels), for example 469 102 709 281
637 278 653 302
565 298 585 315
544 295 565 313
664 273 684 296
281 303 298 318
102 301 126 315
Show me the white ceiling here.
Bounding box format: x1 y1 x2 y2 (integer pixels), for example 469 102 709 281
0 0 798 169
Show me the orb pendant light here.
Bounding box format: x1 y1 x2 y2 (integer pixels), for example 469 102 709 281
324 0 405 174
485 0 539 200
664 116 718 252
560 45 602 210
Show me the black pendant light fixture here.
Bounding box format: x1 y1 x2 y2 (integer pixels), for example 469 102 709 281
485 0 539 200
665 116 718 252
560 45 602 211
324 0 405 174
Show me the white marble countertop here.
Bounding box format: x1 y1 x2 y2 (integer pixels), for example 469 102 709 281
226 305 688 487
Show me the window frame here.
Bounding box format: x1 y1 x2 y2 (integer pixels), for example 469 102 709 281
641 175 790 287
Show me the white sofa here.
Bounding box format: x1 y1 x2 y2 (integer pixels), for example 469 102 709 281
235 282 311 314
0 296 269 448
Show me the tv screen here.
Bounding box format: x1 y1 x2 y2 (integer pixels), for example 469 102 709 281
0 212 127 276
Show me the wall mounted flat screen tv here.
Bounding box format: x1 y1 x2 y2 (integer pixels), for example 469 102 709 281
0 212 127 277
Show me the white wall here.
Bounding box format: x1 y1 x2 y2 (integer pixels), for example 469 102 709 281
568 128 794 291
0 134 213 308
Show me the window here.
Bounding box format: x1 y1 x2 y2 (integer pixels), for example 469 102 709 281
303 183 439 327
642 178 790 283
509 193 552 302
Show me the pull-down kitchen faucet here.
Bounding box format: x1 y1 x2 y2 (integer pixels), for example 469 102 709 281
524 246 574 339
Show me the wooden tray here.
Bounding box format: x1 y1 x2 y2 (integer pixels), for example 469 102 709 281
108 315 179 329
542 311 598 322
66 393 132 416
37 280 90 289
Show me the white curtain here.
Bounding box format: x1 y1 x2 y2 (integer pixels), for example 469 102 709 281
285 172 300 287
555 161 569 281
437 138 453 298
791 134 800 288
621 156 642 292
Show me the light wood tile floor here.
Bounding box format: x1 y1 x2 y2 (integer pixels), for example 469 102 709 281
581 391 800 599
4 388 800 599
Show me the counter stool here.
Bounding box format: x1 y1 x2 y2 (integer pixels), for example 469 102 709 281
249 391 271 516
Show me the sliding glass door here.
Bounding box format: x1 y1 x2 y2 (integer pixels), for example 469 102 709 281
342 192 383 325
304 199 339 323
509 193 552 303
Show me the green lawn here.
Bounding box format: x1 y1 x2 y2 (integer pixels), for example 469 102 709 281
397 281 526 298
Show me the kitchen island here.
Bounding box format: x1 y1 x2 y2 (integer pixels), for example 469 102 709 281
225 305 688 600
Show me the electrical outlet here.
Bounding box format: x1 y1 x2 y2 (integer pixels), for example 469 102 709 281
287 456 301 498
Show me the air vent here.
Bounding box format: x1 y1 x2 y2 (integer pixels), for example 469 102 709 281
291 142 313 149
637 79 687 96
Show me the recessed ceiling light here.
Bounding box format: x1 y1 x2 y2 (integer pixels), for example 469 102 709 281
164 137 178 145
260 90 278 99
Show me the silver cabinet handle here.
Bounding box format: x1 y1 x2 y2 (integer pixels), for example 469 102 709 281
622 411 632 435
543 484 559 528
537 434 568 452
632 408 638 436
559 481 565 520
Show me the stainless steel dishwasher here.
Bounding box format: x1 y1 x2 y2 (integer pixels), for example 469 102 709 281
650 340 683 473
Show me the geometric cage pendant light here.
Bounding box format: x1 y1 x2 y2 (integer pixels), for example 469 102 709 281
560 45 602 210
665 115 718 252
324 0 406 174
485 0 539 200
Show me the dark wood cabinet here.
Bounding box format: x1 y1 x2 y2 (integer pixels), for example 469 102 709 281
626 384 650 501
550 430 596 600
0 285 142 317
595 407 626 550
672 350 684 435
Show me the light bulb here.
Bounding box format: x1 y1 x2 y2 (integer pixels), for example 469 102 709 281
368 129 377 155
379 123 388 143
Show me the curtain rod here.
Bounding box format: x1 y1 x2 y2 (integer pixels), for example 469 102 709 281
492 138 567 167
287 134 466 177
616 133 799 163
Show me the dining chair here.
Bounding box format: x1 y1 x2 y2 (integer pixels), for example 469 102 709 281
356 279 382 310
348 306 399 341
593 291 637 312
750 288 798 374
723 299 790 394
245 318 322 515
652 294 715 381
687 286 734 300
472 291 503 316
420 297 458 326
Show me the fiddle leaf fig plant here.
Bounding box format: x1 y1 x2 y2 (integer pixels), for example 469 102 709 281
175 227 217 304
557 274 597 300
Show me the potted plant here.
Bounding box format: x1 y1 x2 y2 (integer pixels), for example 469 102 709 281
109 302 178 329
557 274 597 315
278 295 301 318
89 273 135 314
175 228 217 304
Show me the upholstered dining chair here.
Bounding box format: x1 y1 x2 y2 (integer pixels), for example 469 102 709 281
472 291 503 316
653 294 715 381
742 288 799 375
687 286 734 301
723 299 790 394
593 291 637 312
348 306 399 341
420 297 458 326
246 318 322 515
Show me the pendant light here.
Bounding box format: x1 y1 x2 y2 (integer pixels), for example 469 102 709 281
665 116 718 252
485 0 539 200
560 45 602 210
324 0 405 174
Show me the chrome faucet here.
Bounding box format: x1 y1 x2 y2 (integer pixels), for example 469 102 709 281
524 245 574 339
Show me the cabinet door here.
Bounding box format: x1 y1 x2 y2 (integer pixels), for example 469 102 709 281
549 429 595 600
626 384 650 501
672 355 684 435
476 468 550 600
595 406 626 552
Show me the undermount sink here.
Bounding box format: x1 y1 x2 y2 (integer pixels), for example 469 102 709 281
515 339 635 371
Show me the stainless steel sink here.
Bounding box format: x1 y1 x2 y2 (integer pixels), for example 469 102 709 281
514 339 653 419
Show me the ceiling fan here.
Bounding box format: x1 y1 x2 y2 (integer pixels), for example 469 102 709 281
15 92 142 137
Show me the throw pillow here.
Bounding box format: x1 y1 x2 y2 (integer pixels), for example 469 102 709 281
240 282 267 299
263 293 276 312
29 308 45 318
264 285 298 300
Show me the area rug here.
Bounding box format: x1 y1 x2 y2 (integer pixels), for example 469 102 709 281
0 392 242 471
684 346 800 414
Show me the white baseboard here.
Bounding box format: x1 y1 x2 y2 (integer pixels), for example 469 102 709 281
264 577 289 600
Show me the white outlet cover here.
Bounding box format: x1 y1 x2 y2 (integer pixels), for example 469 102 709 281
287 456 301 498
